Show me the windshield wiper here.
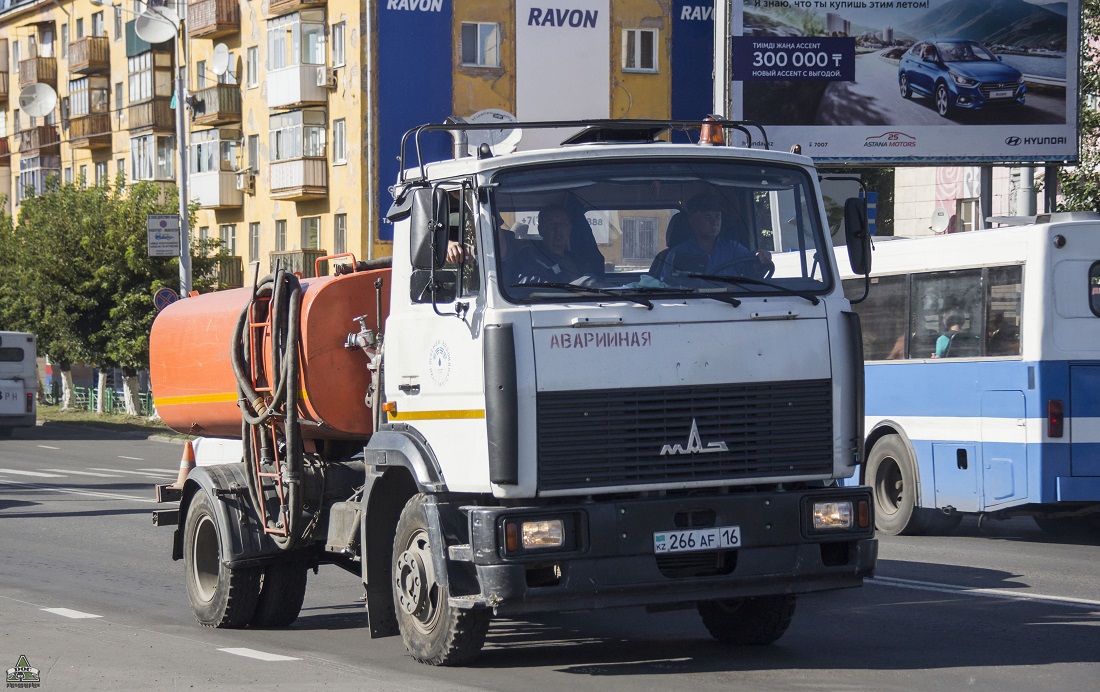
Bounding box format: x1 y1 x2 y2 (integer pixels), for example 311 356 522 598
516 282 654 310
687 274 820 305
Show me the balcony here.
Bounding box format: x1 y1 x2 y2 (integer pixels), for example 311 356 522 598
0 137 10 166
269 249 328 278
191 170 244 208
270 157 327 200
69 37 111 75
191 84 241 126
19 57 57 89
268 0 326 19
189 0 241 38
129 97 175 132
18 125 60 154
69 113 113 149
266 65 328 109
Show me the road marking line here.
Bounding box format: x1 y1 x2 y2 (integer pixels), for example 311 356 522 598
118 456 145 461
0 479 160 504
42 608 102 619
218 648 300 662
41 469 123 477
136 468 176 475
870 575 1100 609
36 445 60 450
0 468 65 478
88 467 174 478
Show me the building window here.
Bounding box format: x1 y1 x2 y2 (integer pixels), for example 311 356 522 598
621 217 658 262
246 46 259 87
61 24 69 59
334 214 346 255
128 51 172 103
69 76 110 117
199 226 209 244
13 40 20 69
333 118 346 164
301 217 320 250
460 22 499 67
275 220 287 251
95 161 108 186
249 222 260 263
956 198 979 233
75 18 84 40
332 21 345 67
18 156 62 203
190 129 237 174
130 134 175 180
92 12 105 37
219 224 237 255
0 111 6 138
248 134 259 170
114 7 123 40
622 29 658 72
116 158 125 178
270 110 326 161
79 165 88 186
267 12 326 70
196 60 207 90
114 81 123 109
13 109 21 134
63 167 73 185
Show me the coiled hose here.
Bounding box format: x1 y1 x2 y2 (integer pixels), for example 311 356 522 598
230 269 304 551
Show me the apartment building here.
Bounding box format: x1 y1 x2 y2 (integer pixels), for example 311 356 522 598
0 0 718 274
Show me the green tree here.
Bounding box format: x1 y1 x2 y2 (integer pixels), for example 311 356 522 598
1057 0 1100 210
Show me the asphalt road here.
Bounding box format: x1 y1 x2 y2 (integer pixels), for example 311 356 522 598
1 424 1098 691
815 52 1066 126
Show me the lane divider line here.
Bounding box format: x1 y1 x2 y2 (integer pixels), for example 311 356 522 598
0 479 160 504
870 575 1100 609
41 607 102 619
87 467 175 478
118 456 145 461
218 648 300 662
41 469 123 478
0 468 65 478
36 445 60 450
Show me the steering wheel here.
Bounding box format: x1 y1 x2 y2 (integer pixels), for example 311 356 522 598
711 254 775 280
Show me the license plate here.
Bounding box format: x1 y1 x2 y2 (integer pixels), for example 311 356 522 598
653 526 741 554
989 90 1014 99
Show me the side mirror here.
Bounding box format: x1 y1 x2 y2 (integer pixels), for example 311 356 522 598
844 197 872 276
409 187 450 270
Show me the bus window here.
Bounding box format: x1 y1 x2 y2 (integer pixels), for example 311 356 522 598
986 265 1022 356
911 270 982 359
1089 262 1100 318
845 275 908 359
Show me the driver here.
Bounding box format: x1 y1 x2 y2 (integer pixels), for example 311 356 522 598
656 194 771 284
512 204 596 285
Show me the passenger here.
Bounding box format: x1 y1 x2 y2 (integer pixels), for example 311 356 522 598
656 194 771 284
511 205 599 284
933 314 964 358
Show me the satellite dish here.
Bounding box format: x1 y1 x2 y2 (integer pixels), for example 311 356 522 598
211 43 230 76
19 83 58 118
465 109 522 156
134 6 180 44
930 207 951 234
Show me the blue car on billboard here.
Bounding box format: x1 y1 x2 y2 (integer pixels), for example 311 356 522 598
898 39 1026 118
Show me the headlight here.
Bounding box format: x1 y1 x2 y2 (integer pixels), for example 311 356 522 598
951 72 978 87
812 501 853 530
504 517 566 553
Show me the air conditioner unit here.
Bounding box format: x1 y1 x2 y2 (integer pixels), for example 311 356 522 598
316 66 338 90
235 170 255 194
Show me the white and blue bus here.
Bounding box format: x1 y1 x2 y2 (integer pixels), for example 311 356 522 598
0 331 37 438
838 213 1100 536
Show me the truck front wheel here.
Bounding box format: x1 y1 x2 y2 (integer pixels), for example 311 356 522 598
183 490 261 627
697 595 796 645
392 494 491 665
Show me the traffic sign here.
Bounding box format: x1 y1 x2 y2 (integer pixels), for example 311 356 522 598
148 214 181 258
154 287 179 312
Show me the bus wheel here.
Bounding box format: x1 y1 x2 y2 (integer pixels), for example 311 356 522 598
698 595 797 645
183 490 261 627
866 435 923 535
392 494 491 665
250 560 308 627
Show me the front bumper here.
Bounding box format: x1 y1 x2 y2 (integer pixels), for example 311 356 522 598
454 487 877 615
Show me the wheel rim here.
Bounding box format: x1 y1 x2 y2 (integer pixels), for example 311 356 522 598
394 528 441 634
192 514 220 603
899 74 908 96
936 86 949 115
873 456 904 516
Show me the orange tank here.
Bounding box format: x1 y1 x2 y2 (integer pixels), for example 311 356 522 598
150 269 390 439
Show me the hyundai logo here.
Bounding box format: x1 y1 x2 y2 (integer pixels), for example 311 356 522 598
1005 136 1021 146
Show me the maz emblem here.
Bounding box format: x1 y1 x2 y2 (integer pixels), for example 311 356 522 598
660 419 728 456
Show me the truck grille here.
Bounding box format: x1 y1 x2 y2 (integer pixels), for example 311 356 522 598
536 380 833 492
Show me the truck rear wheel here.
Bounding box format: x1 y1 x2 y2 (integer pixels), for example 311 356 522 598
392 494 490 666
697 595 796 645
183 490 261 628
251 561 308 628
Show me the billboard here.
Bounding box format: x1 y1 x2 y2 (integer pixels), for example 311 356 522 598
725 0 1080 163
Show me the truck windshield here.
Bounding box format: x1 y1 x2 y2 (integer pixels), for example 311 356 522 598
490 158 832 304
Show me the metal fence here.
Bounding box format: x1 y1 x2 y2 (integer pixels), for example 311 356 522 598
44 381 154 416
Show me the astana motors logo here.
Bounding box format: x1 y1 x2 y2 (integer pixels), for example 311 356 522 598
6 655 40 689
660 419 729 456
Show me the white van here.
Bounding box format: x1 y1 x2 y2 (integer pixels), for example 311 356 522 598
0 332 37 437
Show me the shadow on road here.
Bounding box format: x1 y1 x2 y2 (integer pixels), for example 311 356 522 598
2 420 179 442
